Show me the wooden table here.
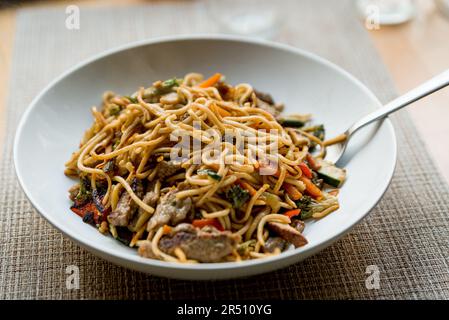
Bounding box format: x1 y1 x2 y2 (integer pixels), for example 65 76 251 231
1 0 449 182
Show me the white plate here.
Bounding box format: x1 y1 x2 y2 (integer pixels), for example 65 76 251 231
14 35 396 280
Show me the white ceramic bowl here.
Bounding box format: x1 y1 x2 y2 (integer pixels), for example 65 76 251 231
14 35 396 280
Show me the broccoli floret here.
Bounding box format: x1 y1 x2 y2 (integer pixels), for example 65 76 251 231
295 195 314 220
226 185 250 209
74 177 91 205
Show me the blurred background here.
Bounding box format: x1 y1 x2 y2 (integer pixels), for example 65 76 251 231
1 0 449 182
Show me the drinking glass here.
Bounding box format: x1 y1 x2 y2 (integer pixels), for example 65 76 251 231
206 0 281 39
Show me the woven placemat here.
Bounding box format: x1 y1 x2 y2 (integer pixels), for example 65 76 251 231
1 0 448 299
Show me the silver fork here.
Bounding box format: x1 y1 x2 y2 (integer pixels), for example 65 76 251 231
325 68 449 164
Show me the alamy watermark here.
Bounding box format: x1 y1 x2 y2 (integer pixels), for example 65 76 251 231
365 264 380 290
65 5 80 30
65 265 80 290
168 121 279 175
364 5 381 30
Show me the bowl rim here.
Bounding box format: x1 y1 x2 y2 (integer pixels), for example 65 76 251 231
13 34 397 274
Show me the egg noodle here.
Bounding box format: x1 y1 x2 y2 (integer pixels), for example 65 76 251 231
64 73 346 263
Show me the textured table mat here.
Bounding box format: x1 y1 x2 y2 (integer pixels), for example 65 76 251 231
1 0 448 299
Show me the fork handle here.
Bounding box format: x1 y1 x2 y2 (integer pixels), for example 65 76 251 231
347 68 449 137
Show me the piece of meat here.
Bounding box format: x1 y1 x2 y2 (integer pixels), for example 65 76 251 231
291 219 305 233
253 89 284 117
140 190 159 211
128 183 159 230
156 160 181 179
216 81 233 100
108 179 144 227
146 188 192 231
263 237 288 253
267 222 308 247
255 97 284 117
254 89 275 105
157 223 240 262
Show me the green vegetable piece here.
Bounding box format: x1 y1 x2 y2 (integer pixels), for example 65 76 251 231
141 77 182 102
115 227 133 246
295 195 313 220
162 77 182 88
155 77 181 95
304 124 325 151
103 160 115 173
317 160 346 188
124 96 138 104
75 177 92 204
278 118 306 127
237 240 257 256
278 115 310 128
311 124 325 141
226 185 250 209
197 169 222 181
109 104 121 116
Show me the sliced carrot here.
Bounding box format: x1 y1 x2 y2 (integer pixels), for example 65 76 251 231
284 209 301 219
162 225 172 234
192 218 224 231
237 181 257 196
299 176 323 200
298 162 313 179
306 154 321 171
199 73 222 88
206 163 220 172
70 201 103 224
284 183 302 201
210 103 231 117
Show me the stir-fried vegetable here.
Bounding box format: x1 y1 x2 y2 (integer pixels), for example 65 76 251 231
192 218 224 231
316 159 347 188
115 226 134 246
103 160 115 173
237 181 257 196
278 117 306 128
284 209 301 219
295 193 339 220
237 239 257 256
263 192 281 213
306 153 320 171
226 185 250 209
299 176 323 199
278 114 310 128
142 77 182 101
298 162 313 179
295 195 313 219
74 178 91 205
197 169 222 181
304 124 325 151
199 73 222 88
108 103 121 116
284 183 302 201
124 96 138 104
71 201 102 224
163 225 173 234
161 78 182 88
310 124 325 140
